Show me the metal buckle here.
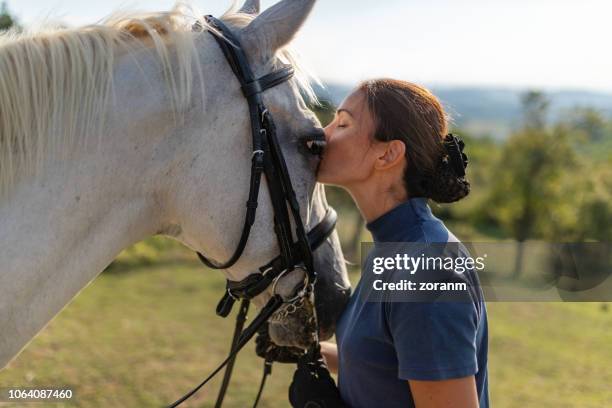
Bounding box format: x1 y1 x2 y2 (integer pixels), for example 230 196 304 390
271 267 309 304
226 287 239 301
270 267 291 297
260 266 274 276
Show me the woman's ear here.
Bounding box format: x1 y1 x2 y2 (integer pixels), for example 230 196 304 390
375 140 406 170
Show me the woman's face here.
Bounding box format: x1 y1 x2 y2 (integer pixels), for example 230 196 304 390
316 90 379 187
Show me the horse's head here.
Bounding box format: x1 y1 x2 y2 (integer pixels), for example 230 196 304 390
167 0 350 349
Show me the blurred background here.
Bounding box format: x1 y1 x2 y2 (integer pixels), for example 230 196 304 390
0 1 610 407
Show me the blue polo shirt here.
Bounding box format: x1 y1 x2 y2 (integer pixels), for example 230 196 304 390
335 198 489 407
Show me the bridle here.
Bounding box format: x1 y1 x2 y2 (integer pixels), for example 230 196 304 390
166 15 337 408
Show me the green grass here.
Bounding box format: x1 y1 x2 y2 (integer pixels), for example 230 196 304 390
1 258 299 408
0 243 610 407
486 302 611 408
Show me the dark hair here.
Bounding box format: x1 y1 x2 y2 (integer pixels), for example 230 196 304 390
358 79 470 203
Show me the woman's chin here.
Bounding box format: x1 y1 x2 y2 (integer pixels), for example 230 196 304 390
315 172 330 184
315 170 339 186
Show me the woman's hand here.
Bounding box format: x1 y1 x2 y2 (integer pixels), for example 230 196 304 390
288 345 346 408
319 341 339 374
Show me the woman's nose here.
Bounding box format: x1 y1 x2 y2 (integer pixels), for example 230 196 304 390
323 124 331 142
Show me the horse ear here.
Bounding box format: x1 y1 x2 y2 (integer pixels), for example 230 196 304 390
238 0 260 15
240 0 316 60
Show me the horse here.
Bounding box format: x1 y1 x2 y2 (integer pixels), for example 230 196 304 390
0 0 350 371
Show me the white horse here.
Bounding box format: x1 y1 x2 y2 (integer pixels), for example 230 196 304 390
0 0 350 370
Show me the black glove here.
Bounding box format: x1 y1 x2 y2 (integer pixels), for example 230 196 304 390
255 323 306 364
288 347 346 408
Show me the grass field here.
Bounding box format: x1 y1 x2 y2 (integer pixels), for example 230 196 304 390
1 239 610 407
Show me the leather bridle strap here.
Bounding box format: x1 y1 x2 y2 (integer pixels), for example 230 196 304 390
216 208 337 318
196 13 323 317
195 15 296 270
211 208 336 407
169 15 336 408
214 299 249 408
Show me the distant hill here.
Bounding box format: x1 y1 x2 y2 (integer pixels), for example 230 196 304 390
315 83 612 140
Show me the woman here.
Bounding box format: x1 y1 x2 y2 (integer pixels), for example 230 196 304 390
316 79 489 407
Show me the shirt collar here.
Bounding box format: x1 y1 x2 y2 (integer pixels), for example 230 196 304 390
365 197 434 242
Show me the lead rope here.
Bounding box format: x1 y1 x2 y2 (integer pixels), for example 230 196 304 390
253 358 273 408
215 299 250 408
214 299 274 408
253 283 318 408
308 283 321 357
166 296 284 408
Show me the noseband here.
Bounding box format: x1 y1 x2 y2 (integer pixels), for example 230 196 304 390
167 15 336 408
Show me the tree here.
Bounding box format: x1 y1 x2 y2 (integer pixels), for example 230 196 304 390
521 90 549 130
568 107 608 142
556 156 612 241
0 1 19 31
544 159 612 299
487 90 577 278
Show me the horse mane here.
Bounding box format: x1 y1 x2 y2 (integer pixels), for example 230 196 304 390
0 1 318 200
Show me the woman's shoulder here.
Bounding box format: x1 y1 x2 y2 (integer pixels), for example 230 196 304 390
416 216 458 244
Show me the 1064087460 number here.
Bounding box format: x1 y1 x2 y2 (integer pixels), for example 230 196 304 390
1 387 74 402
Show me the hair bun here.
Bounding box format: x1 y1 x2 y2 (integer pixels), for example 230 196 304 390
443 133 468 177
423 134 470 203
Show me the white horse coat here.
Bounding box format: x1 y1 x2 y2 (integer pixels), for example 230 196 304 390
0 0 349 369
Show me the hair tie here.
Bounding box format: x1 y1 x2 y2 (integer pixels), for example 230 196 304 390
443 133 468 177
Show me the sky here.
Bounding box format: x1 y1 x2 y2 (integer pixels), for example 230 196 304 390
7 0 612 93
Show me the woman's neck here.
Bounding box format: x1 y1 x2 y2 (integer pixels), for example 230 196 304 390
345 175 408 223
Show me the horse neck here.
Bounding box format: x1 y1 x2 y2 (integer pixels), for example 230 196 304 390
0 49 177 369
